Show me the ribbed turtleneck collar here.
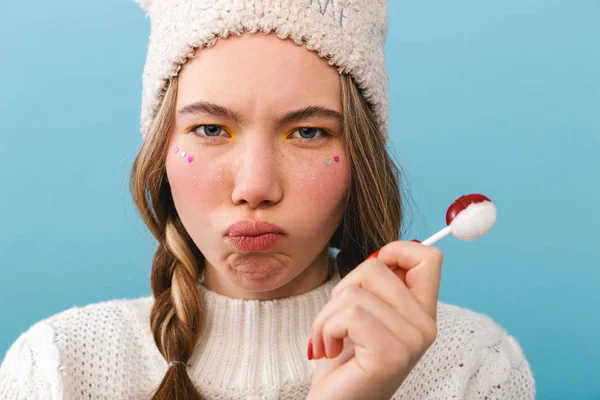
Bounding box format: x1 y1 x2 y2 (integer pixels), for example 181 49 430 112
186 267 341 393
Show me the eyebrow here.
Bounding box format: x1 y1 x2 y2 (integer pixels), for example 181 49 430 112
177 101 343 126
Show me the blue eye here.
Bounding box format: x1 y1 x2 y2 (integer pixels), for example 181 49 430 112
189 124 228 138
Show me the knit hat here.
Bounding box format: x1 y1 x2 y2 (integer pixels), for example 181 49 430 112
134 0 389 140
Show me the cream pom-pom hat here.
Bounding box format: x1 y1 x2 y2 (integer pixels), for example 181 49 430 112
134 0 389 140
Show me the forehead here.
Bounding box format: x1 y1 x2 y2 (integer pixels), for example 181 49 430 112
176 33 342 112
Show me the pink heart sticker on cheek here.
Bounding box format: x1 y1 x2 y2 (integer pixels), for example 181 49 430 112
174 147 179 154
334 156 340 163
188 156 194 163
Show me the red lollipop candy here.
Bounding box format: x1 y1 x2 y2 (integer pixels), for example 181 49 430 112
421 194 497 246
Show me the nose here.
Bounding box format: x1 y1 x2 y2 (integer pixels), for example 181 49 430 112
231 143 283 209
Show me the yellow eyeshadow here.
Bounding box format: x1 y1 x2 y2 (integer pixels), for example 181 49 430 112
281 129 293 142
227 127 237 141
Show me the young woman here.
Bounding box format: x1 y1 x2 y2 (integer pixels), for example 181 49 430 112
0 1 535 399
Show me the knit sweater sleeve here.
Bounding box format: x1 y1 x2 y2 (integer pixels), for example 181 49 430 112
463 333 536 399
0 322 63 399
389 303 535 399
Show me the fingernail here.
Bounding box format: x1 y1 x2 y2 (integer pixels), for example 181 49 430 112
307 339 313 360
411 239 421 243
367 250 380 260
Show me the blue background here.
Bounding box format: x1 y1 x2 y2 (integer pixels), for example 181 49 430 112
0 1 598 399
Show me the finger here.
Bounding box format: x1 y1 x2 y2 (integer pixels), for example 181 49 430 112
330 259 427 330
322 305 417 374
311 285 422 360
312 337 356 381
390 266 407 282
367 240 418 282
377 241 444 318
322 305 394 358
370 249 408 281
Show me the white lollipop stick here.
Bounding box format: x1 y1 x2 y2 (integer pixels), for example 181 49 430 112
421 226 452 246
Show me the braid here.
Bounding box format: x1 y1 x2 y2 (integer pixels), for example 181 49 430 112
130 77 207 399
146 210 206 400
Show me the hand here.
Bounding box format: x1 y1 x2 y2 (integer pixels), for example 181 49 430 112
306 240 443 400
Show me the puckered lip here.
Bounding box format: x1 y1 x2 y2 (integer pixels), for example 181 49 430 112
225 220 287 237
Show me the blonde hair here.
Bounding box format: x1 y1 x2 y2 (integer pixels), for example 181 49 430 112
130 73 404 399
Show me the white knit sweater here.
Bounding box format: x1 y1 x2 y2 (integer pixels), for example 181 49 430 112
0 271 535 399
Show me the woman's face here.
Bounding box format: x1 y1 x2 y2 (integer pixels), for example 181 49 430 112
165 33 350 299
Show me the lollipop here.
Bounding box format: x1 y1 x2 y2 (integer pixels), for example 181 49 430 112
421 194 496 246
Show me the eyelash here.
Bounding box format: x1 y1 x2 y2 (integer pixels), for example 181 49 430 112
186 125 332 141
289 127 332 141
185 125 231 141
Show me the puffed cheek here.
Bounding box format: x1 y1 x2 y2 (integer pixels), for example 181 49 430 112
166 154 225 208
293 162 350 204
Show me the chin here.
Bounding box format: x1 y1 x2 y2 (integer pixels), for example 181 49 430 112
227 257 287 291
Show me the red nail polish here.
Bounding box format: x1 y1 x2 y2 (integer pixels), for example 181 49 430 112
411 239 421 243
307 339 313 360
367 250 380 260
